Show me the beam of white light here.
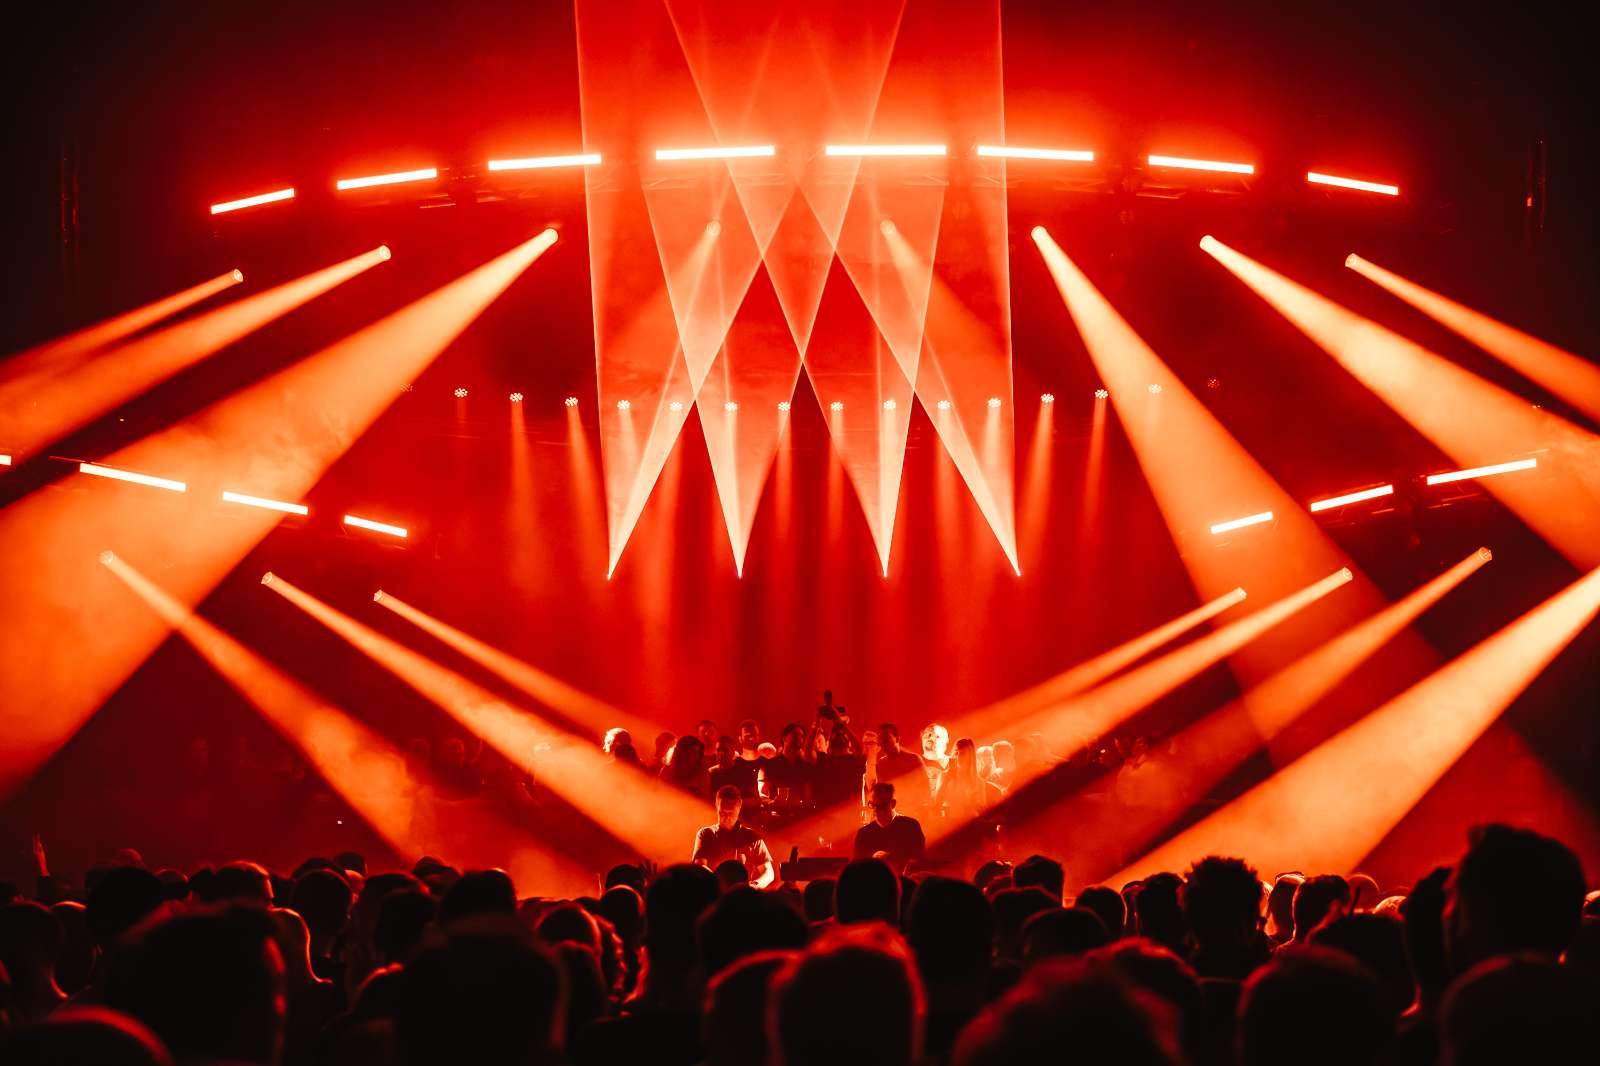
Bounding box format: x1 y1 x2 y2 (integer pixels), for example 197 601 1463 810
335 168 439 191
343 514 408 538
210 188 296 215
78 462 186 493
221 490 309 516
1210 510 1274 534
1307 172 1400 196
1425 458 1538 485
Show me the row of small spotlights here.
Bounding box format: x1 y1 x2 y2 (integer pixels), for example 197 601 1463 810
427 387 1182 408
210 144 1400 214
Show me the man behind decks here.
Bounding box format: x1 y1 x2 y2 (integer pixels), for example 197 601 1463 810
692 785 775 888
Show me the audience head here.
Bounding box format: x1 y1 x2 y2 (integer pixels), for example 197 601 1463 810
1076 885 1126 939
705 951 793 1066
0 902 63 1007
1013 855 1065 903
1347 872 1380 911
1446 822 1586 971
696 719 718 748
991 888 1059 962
644 864 720 973
1265 872 1304 941
106 905 286 1065
213 862 273 906
697 887 807 978
438 869 517 926
1292 874 1350 941
714 785 743 830
802 877 835 923
908 877 994 986
373 889 436 966
1441 954 1600 1066
1133 873 1187 953
737 719 760 750
1182 855 1263 947
836 859 901 926
1237 946 1391 1066
953 957 1181 1066
973 860 1013 894
396 917 563 1066
289 868 352 944
771 924 924 1066
87 867 166 952
536 902 601 956
878 722 903 753
0 1006 172 1066
1312 913 1414 1017
869 781 898 827
50 902 95 995
1022 907 1109 967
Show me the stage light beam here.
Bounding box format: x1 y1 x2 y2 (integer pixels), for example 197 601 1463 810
1346 253 1600 426
1116 558 1600 879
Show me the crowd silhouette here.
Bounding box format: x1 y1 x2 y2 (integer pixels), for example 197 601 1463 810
1 703 1597 1065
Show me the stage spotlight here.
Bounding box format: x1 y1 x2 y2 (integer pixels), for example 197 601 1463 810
880 220 897 236
1307 171 1400 196
824 144 947 157
724 400 738 412
668 400 684 412
220 491 308 516
509 392 523 403
883 399 896 411
377 245 392 261
706 220 722 238
209 188 295 215
1309 484 1395 512
830 400 844 412
654 145 775 160
1425 458 1538 485
616 399 631 411
487 152 601 171
988 397 1002 409
565 396 579 407
454 387 468 398
343 514 408 538
1148 154 1254 174
77 462 185 493
777 400 791 412
335 167 439 191
977 145 1094 162
1094 388 1109 399
1148 383 1163 394
1210 510 1274 535
936 399 952 411
1040 393 1055 404
0 454 11 466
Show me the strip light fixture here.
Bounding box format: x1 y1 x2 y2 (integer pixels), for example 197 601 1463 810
210 188 295 215
1425 458 1538 486
335 168 439 191
343 514 408 538
655 145 775 161
78 462 186 493
1210 510 1274 535
977 145 1094 162
221 490 309 516
1307 172 1400 196
824 144 947 157
1148 154 1255 175
488 153 602 171
1308 484 1396 512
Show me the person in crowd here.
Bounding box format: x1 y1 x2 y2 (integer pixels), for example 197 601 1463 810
991 887 1060 964
1237 946 1393 1066
1133 873 1189 956
691 786 775 888
990 740 1017 792
650 731 677 772
908 876 994 1058
813 720 866 809
1440 954 1600 1066
939 738 1005 823
603 727 632 756
707 735 758 805
1013 855 1066 904
289 868 351 986
1445 822 1586 973
0 901 68 1022
1075 885 1126 939
835 858 901 926
736 719 762 762
876 724 932 815
854 782 927 870
694 886 807 978
1021 907 1110 967
694 719 718 752
1182 856 1273 980
703 951 793 1066
0 1006 174 1066
758 724 813 809
1264 872 1304 945
921 723 952 804
770 923 925 1066
660 735 710 798
1290 874 1352 945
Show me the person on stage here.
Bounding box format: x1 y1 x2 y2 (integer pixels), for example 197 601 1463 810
693 785 776 888
853 781 926 870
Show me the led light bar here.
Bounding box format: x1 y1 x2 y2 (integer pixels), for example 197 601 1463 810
1425 458 1538 486
976 145 1094 162
0 454 11 466
209 188 295 215
221 490 309 516
824 144 947 157
1307 172 1400 196
1308 484 1395 513
1148 154 1255 175
488 153 601 171
654 145 775 161
1210 510 1274 535
343 514 408 538
78 462 186 493
335 167 439 191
